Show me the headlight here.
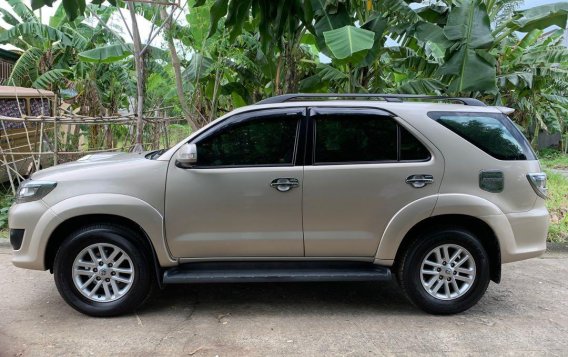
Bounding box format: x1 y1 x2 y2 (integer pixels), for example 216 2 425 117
16 180 57 203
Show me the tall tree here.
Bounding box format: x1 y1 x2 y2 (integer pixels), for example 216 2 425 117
160 6 198 132
127 1 145 152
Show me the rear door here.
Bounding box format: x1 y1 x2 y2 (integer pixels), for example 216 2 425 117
302 107 444 257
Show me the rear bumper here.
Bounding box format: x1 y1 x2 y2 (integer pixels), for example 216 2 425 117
503 207 549 263
483 206 549 264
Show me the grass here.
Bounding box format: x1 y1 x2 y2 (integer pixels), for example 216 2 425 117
0 194 12 240
0 194 12 228
539 148 568 170
539 150 568 243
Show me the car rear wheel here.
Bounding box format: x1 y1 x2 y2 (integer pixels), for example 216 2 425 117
397 227 491 314
53 224 155 317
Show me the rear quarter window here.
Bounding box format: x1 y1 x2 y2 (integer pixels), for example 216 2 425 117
427 111 536 160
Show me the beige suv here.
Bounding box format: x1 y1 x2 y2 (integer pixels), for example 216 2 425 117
8 94 549 317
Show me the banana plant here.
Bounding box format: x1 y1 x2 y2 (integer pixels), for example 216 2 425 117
0 0 120 91
30 0 116 21
496 28 568 145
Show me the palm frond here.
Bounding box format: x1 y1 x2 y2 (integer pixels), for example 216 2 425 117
518 46 568 65
0 8 21 26
6 0 37 23
396 78 444 95
8 47 43 87
32 69 72 90
0 22 72 47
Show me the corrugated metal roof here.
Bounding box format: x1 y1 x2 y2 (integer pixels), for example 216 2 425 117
0 48 20 62
0 86 55 98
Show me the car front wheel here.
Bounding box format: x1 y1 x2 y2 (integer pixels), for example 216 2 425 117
53 224 155 317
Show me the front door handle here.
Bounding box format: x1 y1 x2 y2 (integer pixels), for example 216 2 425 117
270 178 300 192
406 174 434 188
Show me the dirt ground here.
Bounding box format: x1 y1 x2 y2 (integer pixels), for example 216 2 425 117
1 244 567 356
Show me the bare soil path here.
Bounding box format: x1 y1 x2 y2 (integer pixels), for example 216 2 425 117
1 245 567 356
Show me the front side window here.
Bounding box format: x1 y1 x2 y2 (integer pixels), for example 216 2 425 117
428 111 535 160
197 114 299 167
313 110 430 164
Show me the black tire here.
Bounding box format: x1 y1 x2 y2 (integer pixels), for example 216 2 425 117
397 227 491 315
53 224 156 317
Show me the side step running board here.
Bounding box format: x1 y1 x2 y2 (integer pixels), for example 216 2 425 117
163 261 391 284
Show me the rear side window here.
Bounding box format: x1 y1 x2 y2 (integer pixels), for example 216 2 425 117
428 111 535 160
400 126 431 161
315 115 398 162
313 111 430 164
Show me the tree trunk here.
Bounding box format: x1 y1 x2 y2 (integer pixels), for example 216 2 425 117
275 55 282 95
283 43 298 93
210 67 222 122
128 2 145 153
159 7 198 133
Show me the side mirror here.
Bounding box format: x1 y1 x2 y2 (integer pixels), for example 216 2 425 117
175 143 198 168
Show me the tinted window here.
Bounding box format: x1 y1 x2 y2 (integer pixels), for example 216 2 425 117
400 126 431 161
315 114 398 163
428 112 535 160
197 116 299 166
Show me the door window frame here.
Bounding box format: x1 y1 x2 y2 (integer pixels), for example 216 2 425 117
307 106 432 166
187 107 308 169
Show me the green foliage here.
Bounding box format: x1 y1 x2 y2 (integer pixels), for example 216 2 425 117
208 0 229 38
8 47 43 87
438 0 496 92
0 22 72 47
0 195 13 230
9 0 38 23
186 1 210 50
78 44 133 63
323 25 375 61
184 53 214 82
17 0 568 141
540 149 568 170
32 69 72 89
539 151 568 243
31 0 116 21
510 2 568 32
542 168 568 243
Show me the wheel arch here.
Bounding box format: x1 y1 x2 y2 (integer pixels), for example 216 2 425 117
394 215 501 283
375 194 507 283
45 214 167 287
42 194 176 277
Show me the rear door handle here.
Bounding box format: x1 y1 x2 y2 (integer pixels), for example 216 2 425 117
406 174 434 188
270 178 299 192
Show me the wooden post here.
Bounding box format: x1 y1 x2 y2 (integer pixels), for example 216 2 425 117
0 127 16 195
38 121 44 169
53 118 58 165
1 119 21 185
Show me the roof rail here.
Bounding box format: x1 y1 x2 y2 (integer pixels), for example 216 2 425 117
255 93 486 107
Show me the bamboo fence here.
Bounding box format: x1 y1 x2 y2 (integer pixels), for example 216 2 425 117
1 109 186 194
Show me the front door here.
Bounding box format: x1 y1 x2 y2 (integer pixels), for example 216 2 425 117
165 108 306 258
302 107 444 257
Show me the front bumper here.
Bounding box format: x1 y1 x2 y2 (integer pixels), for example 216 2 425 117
8 200 62 270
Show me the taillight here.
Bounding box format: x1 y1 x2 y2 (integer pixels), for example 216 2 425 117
526 173 548 199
